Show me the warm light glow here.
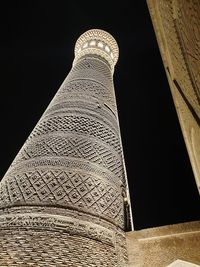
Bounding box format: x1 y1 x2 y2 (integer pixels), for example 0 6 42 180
98 41 104 48
89 40 96 46
74 29 119 72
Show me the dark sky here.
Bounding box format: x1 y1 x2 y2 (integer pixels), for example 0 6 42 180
0 1 199 230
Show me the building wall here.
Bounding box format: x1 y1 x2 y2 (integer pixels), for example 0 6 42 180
147 0 200 193
126 221 200 267
125 2 200 266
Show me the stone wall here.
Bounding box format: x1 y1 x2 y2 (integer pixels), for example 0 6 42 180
147 0 200 193
126 221 200 267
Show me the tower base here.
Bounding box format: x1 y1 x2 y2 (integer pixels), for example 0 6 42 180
0 207 128 266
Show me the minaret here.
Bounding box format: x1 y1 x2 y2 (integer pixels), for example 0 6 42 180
0 29 131 266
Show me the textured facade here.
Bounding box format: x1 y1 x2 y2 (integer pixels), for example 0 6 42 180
124 1 200 266
126 220 200 267
0 29 130 266
147 0 200 192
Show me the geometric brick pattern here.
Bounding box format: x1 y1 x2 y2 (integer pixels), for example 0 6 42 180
0 169 124 226
29 114 121 153
58 79 117 111
14 135 124 178
0 213 116 246
0 229 125 267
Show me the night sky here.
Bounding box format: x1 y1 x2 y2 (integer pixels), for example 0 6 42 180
0 1 199 230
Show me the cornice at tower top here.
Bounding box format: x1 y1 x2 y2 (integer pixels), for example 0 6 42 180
73 29 119 72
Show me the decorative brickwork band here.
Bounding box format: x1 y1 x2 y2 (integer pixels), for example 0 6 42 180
0 213 116 246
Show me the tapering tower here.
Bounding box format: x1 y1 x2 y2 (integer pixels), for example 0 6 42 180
0 29 130 266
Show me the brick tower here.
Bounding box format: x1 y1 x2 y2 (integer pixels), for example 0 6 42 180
0 29 131 266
